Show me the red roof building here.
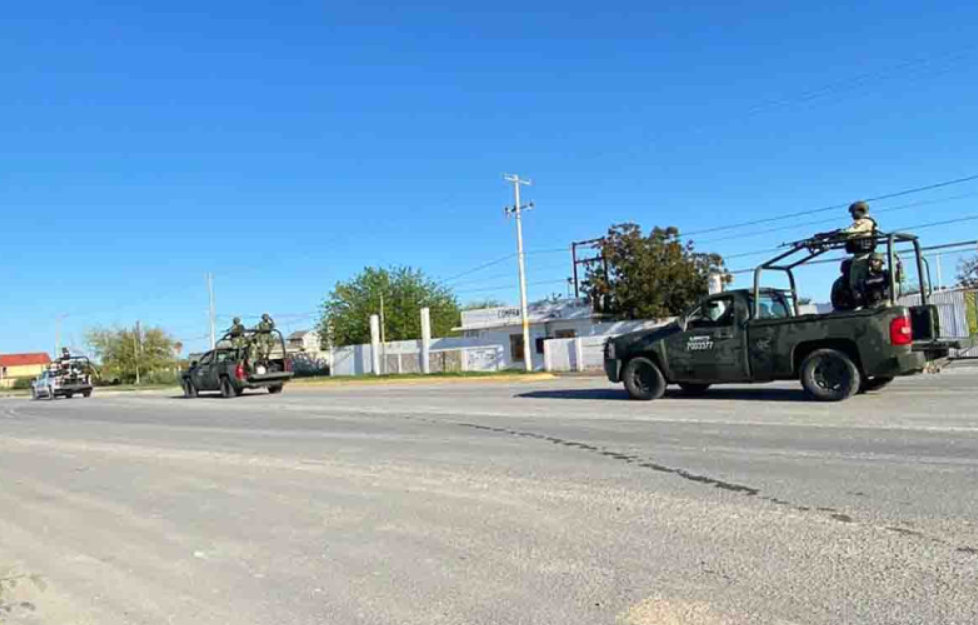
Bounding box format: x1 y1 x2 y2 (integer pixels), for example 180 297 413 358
0 353 52 367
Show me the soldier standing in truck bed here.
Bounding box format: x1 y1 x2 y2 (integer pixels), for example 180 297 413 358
254 313 276 362
228 317 247 350
841 201 879 299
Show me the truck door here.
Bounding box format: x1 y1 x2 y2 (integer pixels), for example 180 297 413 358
665 295 749 382
745 291 794 381
193 351 217 391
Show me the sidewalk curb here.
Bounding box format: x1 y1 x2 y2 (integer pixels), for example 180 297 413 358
291 373 556 388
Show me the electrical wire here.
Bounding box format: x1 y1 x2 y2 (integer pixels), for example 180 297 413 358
679 172 978 239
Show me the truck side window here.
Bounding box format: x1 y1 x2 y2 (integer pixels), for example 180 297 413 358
199 352 215 365
752 293 791 319
687 297 735 329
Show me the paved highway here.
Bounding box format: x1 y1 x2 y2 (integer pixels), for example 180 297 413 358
1 369 976 624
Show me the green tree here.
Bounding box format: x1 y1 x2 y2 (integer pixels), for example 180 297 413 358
319 266 461 347
583 223 727 319
85 325 178 384
957 255 978 288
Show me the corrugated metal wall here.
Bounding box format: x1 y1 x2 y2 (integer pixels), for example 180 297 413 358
897 288 978 356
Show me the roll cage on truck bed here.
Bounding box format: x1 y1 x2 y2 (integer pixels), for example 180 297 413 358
603 229 970 401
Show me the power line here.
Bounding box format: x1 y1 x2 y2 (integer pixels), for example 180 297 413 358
456 279 568 295
698 191 978 245
679 172 978 239
726 239 978 275
719 212 978 262
439 253 516 285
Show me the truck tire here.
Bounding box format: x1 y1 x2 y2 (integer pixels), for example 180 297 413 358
622 357 666 401
82 389 92 398
678 382 711 396
234 386 245 397
267 384 283 394
220 376 235 399
860 376 894 394
182 379 198 398
800 349 861 402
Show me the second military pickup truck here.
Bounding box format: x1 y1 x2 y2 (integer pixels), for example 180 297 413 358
605 231 961 402
181 329 294 398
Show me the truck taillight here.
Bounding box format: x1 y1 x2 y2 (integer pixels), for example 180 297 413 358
284 359 292 372
890 315 913 346
235 363 245 380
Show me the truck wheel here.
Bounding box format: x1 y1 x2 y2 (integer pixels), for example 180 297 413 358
800 349 861 401
234 386 245 397
220 377 235 399
267 384 283 394
678 382 711 396
82 389 92 398
859 376 894 394
622 357 666 401
182 379 199 398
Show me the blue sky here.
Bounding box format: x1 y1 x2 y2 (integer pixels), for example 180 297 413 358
3 1 977 355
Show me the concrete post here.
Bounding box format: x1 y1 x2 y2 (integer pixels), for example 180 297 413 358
420 307 431 374
369 315 381 376
574 338 585 372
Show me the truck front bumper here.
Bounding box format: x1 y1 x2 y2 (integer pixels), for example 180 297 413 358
604 358 621 383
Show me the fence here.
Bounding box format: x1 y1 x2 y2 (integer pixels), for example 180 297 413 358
897 288 978 357
331 339 505 376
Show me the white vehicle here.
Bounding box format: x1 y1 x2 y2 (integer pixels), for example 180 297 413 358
30 360 94 400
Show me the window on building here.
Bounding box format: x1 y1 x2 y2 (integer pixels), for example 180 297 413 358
509 334 524 361
554 329 577 339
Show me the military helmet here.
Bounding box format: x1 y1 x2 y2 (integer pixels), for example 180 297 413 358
848 201 869 217
233 316 241 324
262 313 271 321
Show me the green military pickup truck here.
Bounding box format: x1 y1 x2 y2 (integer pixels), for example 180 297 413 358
604 231 962 401
181 328 294 398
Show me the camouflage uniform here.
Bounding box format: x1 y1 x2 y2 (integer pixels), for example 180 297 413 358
228 317 247 351
254 314 275 362
841 201 878 299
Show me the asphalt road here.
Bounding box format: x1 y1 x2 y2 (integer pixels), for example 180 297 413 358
1 369 977 625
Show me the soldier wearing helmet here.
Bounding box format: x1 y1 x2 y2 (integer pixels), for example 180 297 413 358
254 313 276 362
841 201 879 304
228 316 247 350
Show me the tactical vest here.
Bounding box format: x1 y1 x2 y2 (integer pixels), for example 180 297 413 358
844 216 878 255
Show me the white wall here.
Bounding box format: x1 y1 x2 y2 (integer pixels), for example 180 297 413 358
543 319 673 373
330 337 506 376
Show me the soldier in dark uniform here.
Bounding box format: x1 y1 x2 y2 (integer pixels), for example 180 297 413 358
59 348 71 374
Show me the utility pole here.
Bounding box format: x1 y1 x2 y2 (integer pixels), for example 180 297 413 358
207 273 216 348
504 173 534 372
55 313 69 356
134 320 141 385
